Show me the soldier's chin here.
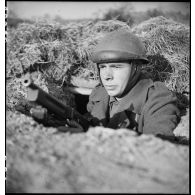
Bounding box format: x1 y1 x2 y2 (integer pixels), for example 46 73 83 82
106 90 119 97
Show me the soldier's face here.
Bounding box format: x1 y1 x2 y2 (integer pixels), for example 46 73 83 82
99 62 134 97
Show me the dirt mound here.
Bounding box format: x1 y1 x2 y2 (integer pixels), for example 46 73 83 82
6 111 189 193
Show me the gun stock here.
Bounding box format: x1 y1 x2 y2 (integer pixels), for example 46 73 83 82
23 75 92 131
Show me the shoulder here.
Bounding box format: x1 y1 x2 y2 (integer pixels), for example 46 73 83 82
135 74 178 112
143 81 178 113
147 81 176 100
135 73 154 92
137 72 175 100
131 74 154 103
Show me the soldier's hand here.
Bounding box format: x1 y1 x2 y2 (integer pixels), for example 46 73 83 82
57 119 84 133
30 106 48 122
30 106 66 127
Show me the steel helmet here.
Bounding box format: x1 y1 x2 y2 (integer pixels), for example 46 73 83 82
90 30 149 64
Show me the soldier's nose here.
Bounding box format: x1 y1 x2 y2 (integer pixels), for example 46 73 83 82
104 67 113 80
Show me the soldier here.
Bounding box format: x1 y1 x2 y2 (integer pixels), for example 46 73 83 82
86 30 180 136
29 30 180 136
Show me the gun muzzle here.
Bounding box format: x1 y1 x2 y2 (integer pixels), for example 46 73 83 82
23 74 33 87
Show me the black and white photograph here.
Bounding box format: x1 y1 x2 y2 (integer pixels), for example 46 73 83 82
5 1 190 193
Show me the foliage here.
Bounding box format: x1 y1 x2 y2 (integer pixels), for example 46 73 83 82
146 9 165 18
98 4 190 26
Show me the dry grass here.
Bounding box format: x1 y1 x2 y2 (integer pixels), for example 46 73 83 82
7 17 190 119
7 17 189 93
132 16 190 93
7 19 130 85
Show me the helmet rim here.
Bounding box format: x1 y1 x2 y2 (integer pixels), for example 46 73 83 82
90 50 149 64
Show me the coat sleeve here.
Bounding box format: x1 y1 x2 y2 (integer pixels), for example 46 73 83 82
142 82 180 136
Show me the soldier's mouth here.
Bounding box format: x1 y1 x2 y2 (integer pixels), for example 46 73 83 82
105 85 117 90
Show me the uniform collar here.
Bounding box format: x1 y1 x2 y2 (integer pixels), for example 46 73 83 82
109 70 140 106
90 74 153 115
109 96 118 104
109 73 153 114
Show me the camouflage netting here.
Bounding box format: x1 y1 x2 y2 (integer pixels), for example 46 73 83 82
132 16 190 93
6 19 131 112
7 19 130 83
6 111 189 193
7 17 189 92
6 72 76 113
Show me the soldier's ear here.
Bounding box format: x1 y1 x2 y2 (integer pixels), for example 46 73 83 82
96 66 102 85
96 63 100 69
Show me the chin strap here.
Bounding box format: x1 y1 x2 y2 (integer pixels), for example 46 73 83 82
97 63 141 95
118 64 141 98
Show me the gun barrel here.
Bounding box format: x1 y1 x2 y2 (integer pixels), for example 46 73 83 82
23 75 91 130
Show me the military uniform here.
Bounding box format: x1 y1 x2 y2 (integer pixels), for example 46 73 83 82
87 30 180 136
87 73 180 135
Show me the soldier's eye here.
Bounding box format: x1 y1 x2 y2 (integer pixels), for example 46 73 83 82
112 65 121 69
99 65 106 69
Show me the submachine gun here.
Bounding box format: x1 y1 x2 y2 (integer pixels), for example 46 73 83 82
23 74 94 131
